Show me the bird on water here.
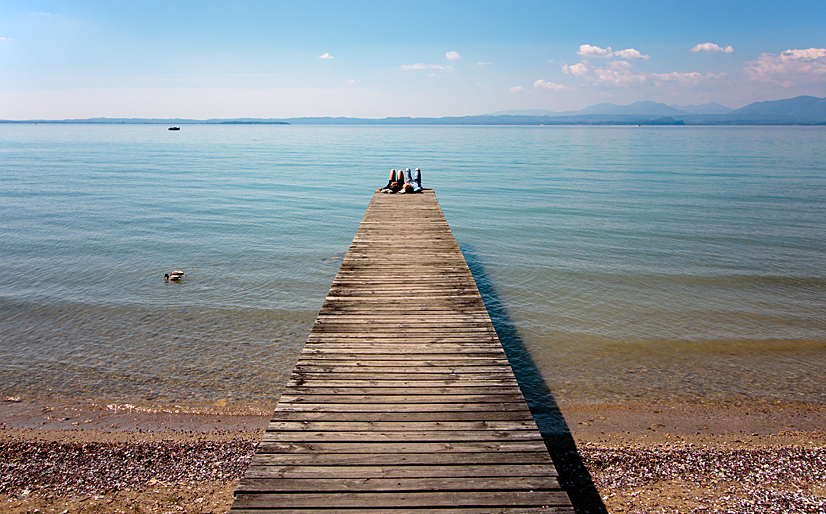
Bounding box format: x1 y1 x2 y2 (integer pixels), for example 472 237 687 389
164 270 185 282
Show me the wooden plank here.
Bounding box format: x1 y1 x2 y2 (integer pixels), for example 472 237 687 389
281 387 526 395
266 421 540 432
247 452 554 467
272 403 533 413
243 464 558 479
232 491 572 509
231 508 573 514
260 431 543 443
235 476 560 492
268 411 536 423
277 394 529 403
255 441 549 454
231 191 570 512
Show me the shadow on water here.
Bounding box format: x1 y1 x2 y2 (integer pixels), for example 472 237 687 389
461 244 608 514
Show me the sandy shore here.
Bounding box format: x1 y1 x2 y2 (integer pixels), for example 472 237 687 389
2 398 825 513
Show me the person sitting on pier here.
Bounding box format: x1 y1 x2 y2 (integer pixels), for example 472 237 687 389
381 169 405 193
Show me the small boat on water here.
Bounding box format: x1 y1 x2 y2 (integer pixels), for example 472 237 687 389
168 127 180 131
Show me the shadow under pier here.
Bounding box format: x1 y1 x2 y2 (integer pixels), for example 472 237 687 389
462 244 608 514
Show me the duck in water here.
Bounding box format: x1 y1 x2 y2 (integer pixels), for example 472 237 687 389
164 270 185 282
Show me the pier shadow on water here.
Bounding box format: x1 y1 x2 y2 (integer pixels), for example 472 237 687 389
461 245 608 514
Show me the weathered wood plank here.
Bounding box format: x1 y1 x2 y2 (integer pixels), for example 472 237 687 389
230 508 574 514
272 403 533 413
281 387 526 395
265 421 540 432
255 441 549 454
260 431 543 443
277 394 530 404
232 491 572 509
243 464 558 479
235 476 560 492
268 411 537 423
247 451 554 467
231 191 569 512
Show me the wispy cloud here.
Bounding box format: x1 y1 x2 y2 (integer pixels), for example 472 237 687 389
534 79 567 90
577 44 649 60
607 60 634 71
317 53 334 59
745 47 826 86
509 86 528 93
345 79 357 84
561 63 587 76
401 63 454 71
476 62 492 68
691 43 734 54
561 58 726 89
446 51 461 61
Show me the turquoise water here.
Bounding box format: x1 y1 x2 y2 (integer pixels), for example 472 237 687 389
1 124 825 409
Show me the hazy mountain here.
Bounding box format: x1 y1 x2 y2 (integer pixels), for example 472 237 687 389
671 102 733 115
578 101 690 116
4 96 824 126
729 95 826 121
493 101 702 117
488 109 565 116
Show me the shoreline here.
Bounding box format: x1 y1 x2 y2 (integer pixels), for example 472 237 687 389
2 398 825 513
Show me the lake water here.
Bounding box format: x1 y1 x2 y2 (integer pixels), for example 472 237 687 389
1 124 824 412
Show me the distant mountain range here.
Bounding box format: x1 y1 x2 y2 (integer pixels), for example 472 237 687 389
3 95 825 126
490 100 734 117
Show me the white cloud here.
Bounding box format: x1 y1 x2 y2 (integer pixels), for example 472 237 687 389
614 48 650 60
649 71 719 87
607 60 634 70
534 79 567 90
590 67 647 86
578 44 613 58
561 63 588 76
567 60 724 89
577 44 649 60
345 79 357 84
401 63 453 71
318 53 334 59
745 47 826 86
476 62 492 68
446 51 461 61
783 48 826 60
509 86 528 93
691 43 734 54
0 37 6 41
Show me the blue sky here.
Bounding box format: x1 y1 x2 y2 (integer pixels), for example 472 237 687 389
1 1 825 119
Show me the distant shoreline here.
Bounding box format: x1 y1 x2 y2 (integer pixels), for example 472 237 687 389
3 94 824 126
3 118 826 126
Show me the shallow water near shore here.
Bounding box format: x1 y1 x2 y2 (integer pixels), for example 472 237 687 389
1 124 825 411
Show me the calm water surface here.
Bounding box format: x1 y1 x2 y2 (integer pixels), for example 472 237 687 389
1 124 824 410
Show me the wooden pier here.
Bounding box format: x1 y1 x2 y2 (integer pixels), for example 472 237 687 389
231 190 573 513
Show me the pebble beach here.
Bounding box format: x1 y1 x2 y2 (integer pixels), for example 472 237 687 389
2 398 825 513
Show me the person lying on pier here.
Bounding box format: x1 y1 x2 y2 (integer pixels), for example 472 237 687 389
380 169 405 193
402 167 423 193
